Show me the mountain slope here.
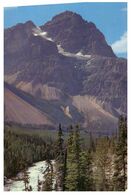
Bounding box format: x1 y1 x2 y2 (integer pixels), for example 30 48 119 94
4 84 53 127
72 95 118 131
4 11 127 132
5 52 126 115
4 82 118 133
4 82 83 128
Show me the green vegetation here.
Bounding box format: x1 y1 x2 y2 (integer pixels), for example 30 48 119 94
4 125 56 177
4 116 127 191
42 159 54 191
113 116 127 191
55 116 127 191
64 125 93 191
54 123 65 190
92 137 115 190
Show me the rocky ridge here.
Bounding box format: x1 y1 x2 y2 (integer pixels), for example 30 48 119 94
4 11 127 132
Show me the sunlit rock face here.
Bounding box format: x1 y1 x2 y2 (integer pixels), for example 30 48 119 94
4 11 127 132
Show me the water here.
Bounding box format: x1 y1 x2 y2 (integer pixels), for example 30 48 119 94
5 161 54 191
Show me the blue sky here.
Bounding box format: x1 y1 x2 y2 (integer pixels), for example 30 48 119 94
4 2 127 58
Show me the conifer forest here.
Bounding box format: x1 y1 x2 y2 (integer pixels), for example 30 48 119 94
4 116 127 191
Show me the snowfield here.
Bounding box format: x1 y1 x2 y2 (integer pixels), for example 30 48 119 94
57 44 91 59
32 27 54 42
32 27 91 60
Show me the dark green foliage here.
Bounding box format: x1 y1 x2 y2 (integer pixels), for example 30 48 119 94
37 176 41 191
4 116 127 191
42 160 53 191
55 124 65 190
113 116 127 191
79 151 94 191
89 132 96 152
65 126 79 191
4 126 55 177
55 124 64 160
23 170 30 191
65 125 93 191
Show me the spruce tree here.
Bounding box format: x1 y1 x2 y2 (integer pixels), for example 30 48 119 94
79 150 94 191
113 116 127 191
65 125 81 191
23 170 30 191
55 124 65 190
89 132 96 152
42 144 54 191
65 125 95 191
42 160 53 191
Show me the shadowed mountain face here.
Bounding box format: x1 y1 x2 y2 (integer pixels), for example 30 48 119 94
41 11 116 57
4 11 127 132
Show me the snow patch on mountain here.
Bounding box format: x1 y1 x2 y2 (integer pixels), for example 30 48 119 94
32 27 91 59
76 51 91 58
32 27 54 42
57 44 91 59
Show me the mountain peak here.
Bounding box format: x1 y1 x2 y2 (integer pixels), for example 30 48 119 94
49 10 86 28
42 11 116 57
5 20 35 31
24 20 36 28
52 10 84 20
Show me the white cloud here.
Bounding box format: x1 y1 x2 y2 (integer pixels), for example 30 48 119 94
111 32 127 54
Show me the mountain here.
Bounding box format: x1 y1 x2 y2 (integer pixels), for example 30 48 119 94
4 82 118 133
4 83 53 128
4 11 127 133
41 11 116 57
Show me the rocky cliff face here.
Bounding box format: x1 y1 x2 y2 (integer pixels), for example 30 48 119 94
4 11 127 132
41 11 116 57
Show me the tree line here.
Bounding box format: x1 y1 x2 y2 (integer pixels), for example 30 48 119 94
4 115 127 191
42 116 127 191
4 126 55 178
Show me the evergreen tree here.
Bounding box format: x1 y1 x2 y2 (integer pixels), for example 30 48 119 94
55 124 64 159
23 170 30 191
37 176 41 191
65 125 81 191
79 150 94 191
42 160 53 191
113 116 127 191
41 143 54 191
89 132 96 152
55 124 65 190
28 185 32 191
4 125 55 178
93 137 114 191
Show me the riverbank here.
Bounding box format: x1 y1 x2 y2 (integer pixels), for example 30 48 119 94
4 160 55 191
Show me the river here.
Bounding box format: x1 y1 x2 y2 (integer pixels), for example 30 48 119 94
4 160 55 191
